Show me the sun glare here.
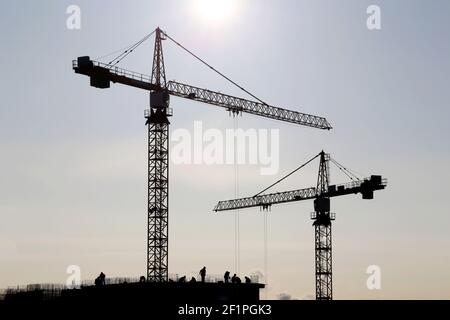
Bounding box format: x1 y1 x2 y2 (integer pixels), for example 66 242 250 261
193 0 236 23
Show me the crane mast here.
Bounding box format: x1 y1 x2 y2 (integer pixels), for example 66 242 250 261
312 151 333 300
146 28 170 282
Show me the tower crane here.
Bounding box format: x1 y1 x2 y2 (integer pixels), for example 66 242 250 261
213 151 387 300
72 27 332 282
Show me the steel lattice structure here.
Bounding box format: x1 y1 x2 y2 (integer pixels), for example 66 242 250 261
214 187 317 211
146 28 170 282
314 221 333 299
166 81 331 129
312 151 333 300
146 114 170 281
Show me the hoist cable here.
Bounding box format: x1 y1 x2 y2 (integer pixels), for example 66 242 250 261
254 152 321 197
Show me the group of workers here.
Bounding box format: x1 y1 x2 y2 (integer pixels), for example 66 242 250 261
177 267 252 284
94 267 253 286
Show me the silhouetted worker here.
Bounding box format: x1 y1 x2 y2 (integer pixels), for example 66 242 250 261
139 276 146 283
190 277 197 283
235 276 241 284
245 276 251 284
179 276 186 283
95 272 106 287
231 273 237 283
224 271 230 283
199 266 206 283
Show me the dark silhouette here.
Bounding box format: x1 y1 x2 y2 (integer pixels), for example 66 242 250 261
189 277 197 283
139 276 146 283
2 277 265 308
199 266 206 283
178 276 186 283
245 276 251 284
94 272 106 286
224 271 230 283
231 273 241 284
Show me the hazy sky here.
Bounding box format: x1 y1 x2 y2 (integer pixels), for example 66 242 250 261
1 0 449 299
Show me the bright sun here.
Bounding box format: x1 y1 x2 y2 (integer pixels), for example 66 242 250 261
193 0 236 23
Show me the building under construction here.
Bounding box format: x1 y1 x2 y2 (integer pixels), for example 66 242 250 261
2 279 264 305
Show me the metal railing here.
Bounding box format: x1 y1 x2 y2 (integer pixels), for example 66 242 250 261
72 59 153 83
144 108 173 118
330 176 388 192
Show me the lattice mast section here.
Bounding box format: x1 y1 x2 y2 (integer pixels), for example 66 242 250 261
145 27 170 282
312 151 334 300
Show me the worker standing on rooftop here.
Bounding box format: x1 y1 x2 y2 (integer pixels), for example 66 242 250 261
224 271 230 283
199 267 206 282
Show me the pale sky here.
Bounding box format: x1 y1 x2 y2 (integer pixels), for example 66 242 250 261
1 0 450 299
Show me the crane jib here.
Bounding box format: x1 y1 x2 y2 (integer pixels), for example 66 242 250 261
213 175 387 212
73 56 332 130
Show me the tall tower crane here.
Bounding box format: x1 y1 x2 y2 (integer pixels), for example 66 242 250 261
213 151 387 300
72 27 332 282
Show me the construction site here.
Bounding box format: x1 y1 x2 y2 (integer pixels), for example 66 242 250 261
1 26 387 306
3 1 450 317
